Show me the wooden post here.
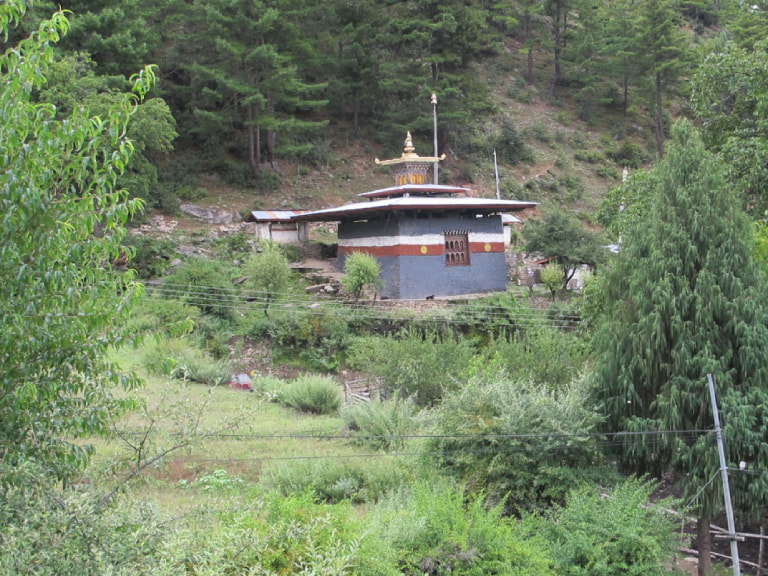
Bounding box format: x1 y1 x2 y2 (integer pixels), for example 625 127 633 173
758 526 765 576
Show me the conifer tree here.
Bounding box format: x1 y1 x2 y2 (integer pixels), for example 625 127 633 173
187 0 327 178
639 0 688 155
591 120 768 575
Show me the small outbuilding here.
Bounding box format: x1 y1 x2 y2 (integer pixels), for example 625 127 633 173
245 210 309 243
291 133 537 299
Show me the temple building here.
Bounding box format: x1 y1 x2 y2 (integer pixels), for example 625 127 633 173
292 133 537 299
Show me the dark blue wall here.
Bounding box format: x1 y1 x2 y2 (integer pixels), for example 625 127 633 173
337 214 506 299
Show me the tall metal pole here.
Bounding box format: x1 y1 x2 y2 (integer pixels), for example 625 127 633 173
707 373 741 576
431 93 438 184
493 149 501 200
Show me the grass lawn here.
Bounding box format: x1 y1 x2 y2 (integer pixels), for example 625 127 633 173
87 344 388 515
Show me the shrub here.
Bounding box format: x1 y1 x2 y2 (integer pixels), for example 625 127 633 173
426 374 609 514
369 480 555 576
347 328 477 406
142 337 233 386
122 234 177 279
174 491 397 576
341 252 382 301
341 393 419 451
259 458 412 504
607 140 648 168
495 118 534 165
481 327 589 390
163 257 239 321
277 373 342 415
538 478 681 576
0 476 163 576
262 305 360 372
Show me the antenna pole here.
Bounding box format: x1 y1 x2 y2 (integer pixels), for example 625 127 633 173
707 373 741 576
431 93 438 185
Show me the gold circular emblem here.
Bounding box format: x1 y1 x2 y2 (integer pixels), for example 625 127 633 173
484 243 491 252
420 245 428 254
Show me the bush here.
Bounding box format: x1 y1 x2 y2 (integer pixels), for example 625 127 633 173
163 257 240 321
173 491 397 576
538 478 681 576
369 480 555 576
495 118 534 165
122 234 177 279
262 306 359 372
427 374 609 514
0 476 163 576
347 328 477 406
607 140 648 169
142 337 233 386
341 394 419 451
277 373 342 415
259 458 412 504
481 327 589 390
341 252 382 301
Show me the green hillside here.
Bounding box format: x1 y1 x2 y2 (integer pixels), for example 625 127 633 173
12 0 759 227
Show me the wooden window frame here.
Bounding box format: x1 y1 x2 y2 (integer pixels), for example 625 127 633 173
444 230 470 267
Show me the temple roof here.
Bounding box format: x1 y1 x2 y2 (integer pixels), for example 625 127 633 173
358 184 470 199
290 196 538 223
374 131 445 166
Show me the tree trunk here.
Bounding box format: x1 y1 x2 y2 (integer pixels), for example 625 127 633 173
247 104 260 177
549 1 562 98
654 71 665 156
524 13 534 85
623 71 629 116
697 514 711 576
266 98 276 167
353 90 360 140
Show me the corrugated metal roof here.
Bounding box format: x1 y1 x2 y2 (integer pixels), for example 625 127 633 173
358 184 471 199
246 210 310 222
290 197 538 222
501 214 522 224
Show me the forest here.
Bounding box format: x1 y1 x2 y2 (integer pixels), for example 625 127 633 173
5 1 768 575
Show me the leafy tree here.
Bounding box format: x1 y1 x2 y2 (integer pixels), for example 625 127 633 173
341 251 382 302
590 120 768 575
524 211 606 290
691 39 768 216
540 262 562 302
37 52 177 212
244 241 293 318
597 169 655 241
0 1 155 486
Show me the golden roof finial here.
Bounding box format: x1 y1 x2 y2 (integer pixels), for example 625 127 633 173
403 131 416 155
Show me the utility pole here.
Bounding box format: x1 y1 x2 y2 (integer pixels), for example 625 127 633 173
493 149 500 200
707 373 741 576
431 93 438 184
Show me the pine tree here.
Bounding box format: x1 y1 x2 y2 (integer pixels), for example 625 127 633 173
639 0 688 155
186 0 327 178
591 120 768 576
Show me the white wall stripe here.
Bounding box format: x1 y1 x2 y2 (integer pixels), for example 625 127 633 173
340 232 504 247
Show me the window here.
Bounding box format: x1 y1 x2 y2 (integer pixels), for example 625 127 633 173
444 230 470 266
